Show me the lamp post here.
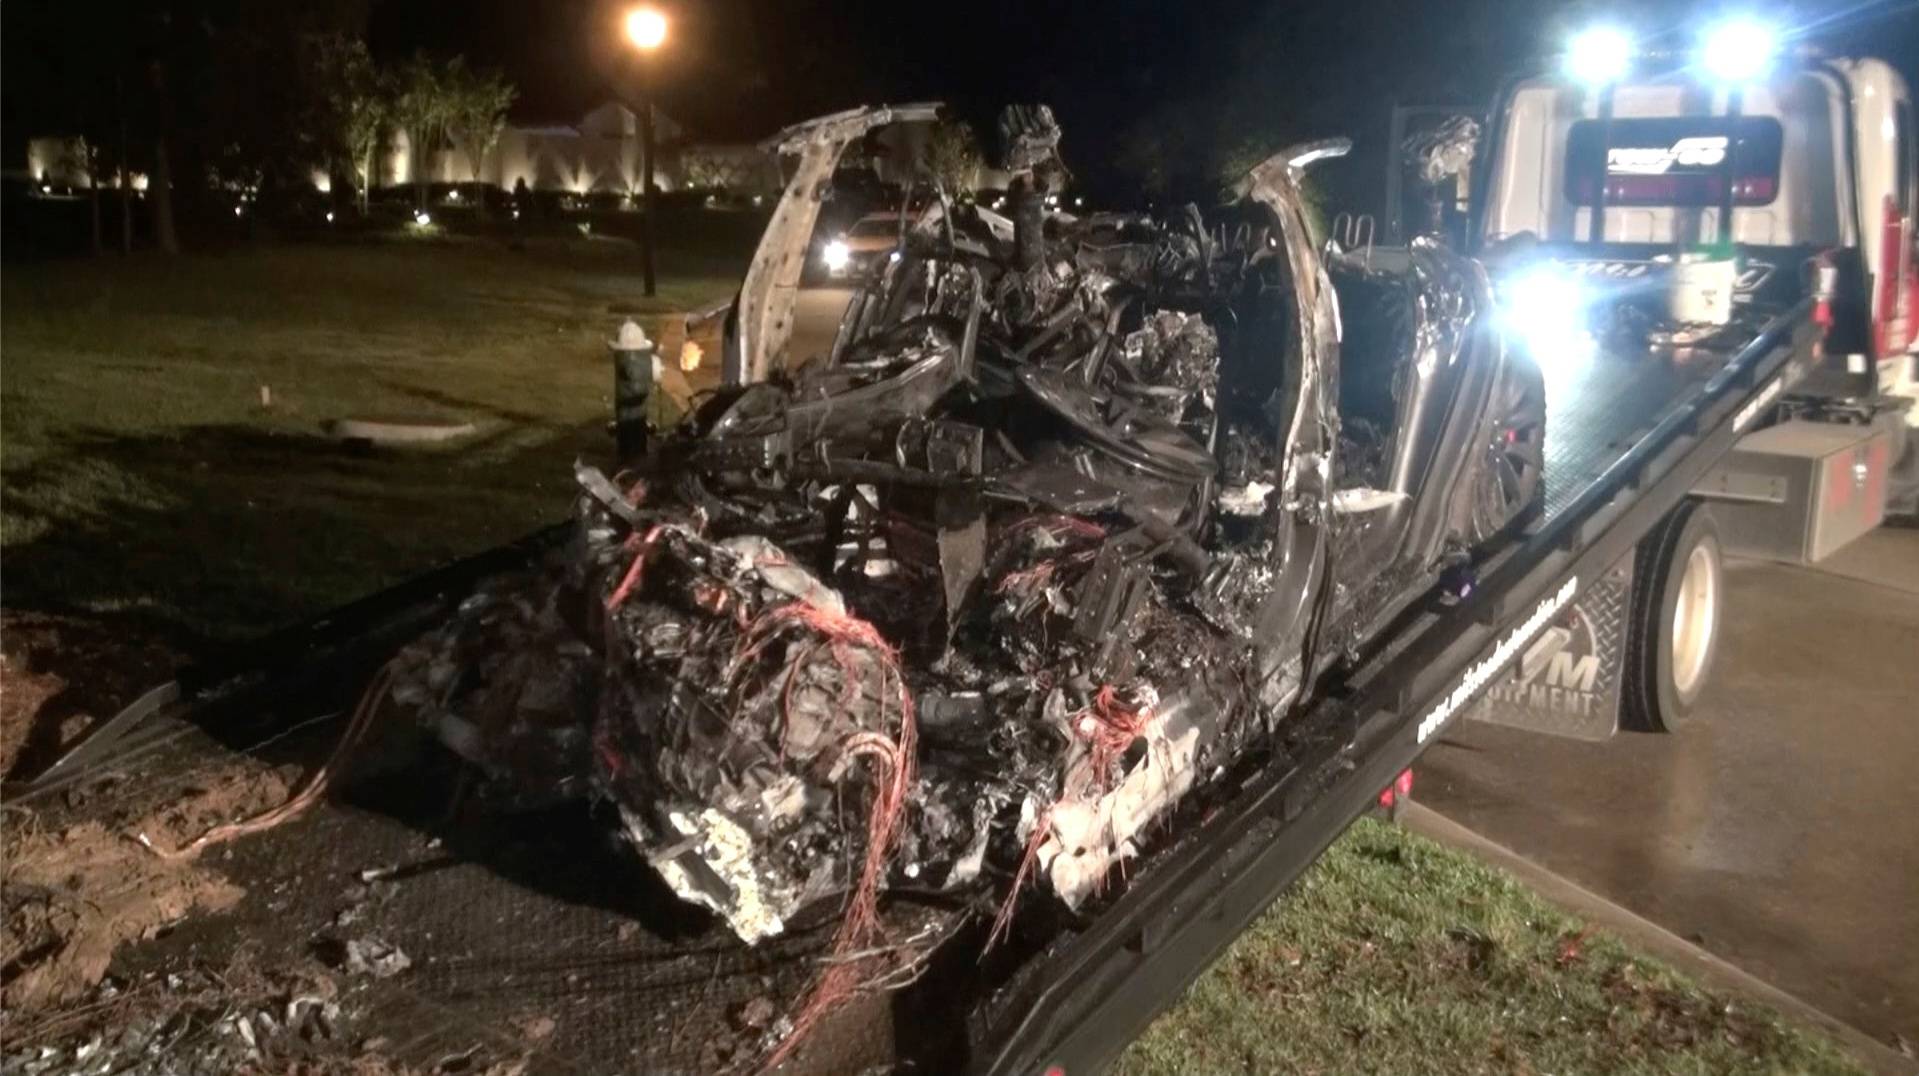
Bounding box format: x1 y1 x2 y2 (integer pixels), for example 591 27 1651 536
625 6 667 297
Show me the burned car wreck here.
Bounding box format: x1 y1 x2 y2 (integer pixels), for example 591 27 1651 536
392 104 1545 964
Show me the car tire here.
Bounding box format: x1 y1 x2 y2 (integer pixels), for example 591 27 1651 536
1622 498 1723 733
1470 358 1547 545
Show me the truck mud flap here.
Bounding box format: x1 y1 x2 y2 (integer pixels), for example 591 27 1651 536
1465 559 1630 741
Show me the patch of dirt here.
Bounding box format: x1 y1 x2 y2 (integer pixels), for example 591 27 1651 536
0 763 288 1013
0 611 179 780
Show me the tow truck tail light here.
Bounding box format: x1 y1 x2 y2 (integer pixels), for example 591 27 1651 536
1875 194 1911 356
1377 768 1415 809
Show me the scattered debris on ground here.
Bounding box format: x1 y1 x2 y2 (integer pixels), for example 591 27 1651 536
0 612 179 781
0 757 293 1014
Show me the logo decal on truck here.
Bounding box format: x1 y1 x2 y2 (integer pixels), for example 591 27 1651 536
1416 577 1579 744
1607 135 1729 175
1734 376 1783 432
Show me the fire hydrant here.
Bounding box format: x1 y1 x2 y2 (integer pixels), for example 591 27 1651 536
610 319 659 463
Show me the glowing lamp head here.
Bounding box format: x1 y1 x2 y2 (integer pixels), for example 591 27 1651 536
822 239 850 271
625 7 668 50
1565 26 1633 86
1701 18 1778 84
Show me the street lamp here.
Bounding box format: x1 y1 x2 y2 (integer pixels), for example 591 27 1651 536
625 7 667 50
625 5 667 296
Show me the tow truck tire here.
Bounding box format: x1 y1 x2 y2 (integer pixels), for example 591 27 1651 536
1623 499 1723 733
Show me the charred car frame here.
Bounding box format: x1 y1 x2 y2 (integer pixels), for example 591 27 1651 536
398 103 1545 978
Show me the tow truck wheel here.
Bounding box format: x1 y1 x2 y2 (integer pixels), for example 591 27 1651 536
1623 499 1723 732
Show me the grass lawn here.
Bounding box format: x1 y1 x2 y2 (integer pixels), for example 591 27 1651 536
0 237 1871 1074
1122 819 1865 1075
2 234 742 645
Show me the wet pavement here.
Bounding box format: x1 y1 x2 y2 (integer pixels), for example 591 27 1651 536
1420 525 1919 1050
788 286 855 367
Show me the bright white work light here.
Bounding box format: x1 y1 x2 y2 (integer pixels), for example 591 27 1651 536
1701 18 1779 84
822 239 850 271
1565 27 1633 86
1498 263 1597 377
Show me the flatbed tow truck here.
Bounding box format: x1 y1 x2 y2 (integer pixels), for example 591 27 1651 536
11 32 1911 1076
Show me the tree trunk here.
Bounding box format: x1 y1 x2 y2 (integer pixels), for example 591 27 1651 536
152 135 179 255
415 131 428 210
148 59 179 255
361 147 372 216
119 116 133 254
89 168 103 255
641 99 657 297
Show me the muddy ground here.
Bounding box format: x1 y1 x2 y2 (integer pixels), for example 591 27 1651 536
0 620 908 1076
1 613 178 783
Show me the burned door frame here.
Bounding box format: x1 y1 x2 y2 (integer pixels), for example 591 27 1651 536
725 102 942 385
1236 142 1348 707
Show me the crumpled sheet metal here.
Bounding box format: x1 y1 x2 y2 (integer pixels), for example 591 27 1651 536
1403 115 1481 186
733 102 945 385
398 110 1363 946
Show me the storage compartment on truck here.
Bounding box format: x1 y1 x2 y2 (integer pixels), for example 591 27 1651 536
1693 420 1890 563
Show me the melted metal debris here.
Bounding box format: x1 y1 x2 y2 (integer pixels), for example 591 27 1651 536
391 105 1353 950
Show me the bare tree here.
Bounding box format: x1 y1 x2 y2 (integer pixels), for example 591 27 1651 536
305 33 388 215
449 65 516 187
923 119 983 197
391 54 454 209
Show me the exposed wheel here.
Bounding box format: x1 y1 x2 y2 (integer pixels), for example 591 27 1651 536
1623 498 1723 732
1470 358 1547 544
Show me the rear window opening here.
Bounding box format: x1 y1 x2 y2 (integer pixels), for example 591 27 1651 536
1565 116 1785 208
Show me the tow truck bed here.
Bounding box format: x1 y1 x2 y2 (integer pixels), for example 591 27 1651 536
10 303 1815 1074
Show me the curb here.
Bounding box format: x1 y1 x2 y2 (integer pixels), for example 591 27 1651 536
323 418 479 445
1400 802 1917 1076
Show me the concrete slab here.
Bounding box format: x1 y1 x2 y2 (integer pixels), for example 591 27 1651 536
789 286 854 369
1781 525 1919 596
1420 526 1919 1052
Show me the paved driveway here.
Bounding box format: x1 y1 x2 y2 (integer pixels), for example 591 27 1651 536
1420 526 1919 1051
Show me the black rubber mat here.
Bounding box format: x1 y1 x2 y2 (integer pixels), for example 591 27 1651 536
1539 350 1725 524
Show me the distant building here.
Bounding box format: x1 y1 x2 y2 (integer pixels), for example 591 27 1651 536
383 101 695 195
678 142 783 194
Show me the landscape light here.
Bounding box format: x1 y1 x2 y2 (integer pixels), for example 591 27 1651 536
1565 26 1633 86
1701 18 1778 84
234 205 244 217
414 209 432 226
625 6 667 50
325 210 335 223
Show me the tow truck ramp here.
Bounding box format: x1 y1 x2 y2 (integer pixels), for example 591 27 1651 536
10 304 1818 1075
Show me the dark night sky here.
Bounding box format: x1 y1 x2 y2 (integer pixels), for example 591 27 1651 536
362 0 1919 196
4 0 1916 202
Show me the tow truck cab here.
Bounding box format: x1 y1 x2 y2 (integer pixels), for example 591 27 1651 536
1470 51 1919 518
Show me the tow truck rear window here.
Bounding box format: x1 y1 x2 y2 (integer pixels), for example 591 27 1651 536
1564 116 1785 207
